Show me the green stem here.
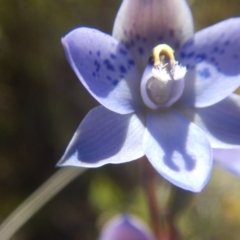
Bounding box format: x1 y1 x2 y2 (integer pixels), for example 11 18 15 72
139 157 164 240
167 185 195 240
0 167 85 240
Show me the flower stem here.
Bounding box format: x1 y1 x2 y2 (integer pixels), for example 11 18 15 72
166 185 195 240
139 156 165 240
0 167 85 240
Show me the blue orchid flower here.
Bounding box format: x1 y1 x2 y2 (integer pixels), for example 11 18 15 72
58 0 240 192
98 214 155 240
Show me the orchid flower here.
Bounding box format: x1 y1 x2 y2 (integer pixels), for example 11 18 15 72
98 215 155 240
58 0 240 192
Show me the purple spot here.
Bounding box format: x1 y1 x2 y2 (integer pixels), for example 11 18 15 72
94 61 100 72
92 72 96 77
187 52 195 58
138 47 144 55
130 40 135 47
119 48 127 55
113 80 119 86
169 29 174 37
119 65 127 73
157 35 163 41
124 42 130 49
107 76 112 81
210 57 217 64
180 52 186 59
213 47 219 53
104 59 115 71
136 34 141 40
89 51 92 55
128 59 135 66
97 51 101 56
234 54 239 59
195 53 207 63
110 54 116 59
224 40 230 46
198 68 211 78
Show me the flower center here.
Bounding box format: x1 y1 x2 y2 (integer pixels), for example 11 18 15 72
140 44 187 110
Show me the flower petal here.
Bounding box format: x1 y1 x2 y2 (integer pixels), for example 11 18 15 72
113 0 194 72
178 18 240 107
99 215 155 240
144 109 212 192
213 148 240 177
180 94 240 148
58 106 145 167
62 27 143 114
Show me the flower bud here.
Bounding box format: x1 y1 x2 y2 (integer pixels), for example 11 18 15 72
99 215 155 240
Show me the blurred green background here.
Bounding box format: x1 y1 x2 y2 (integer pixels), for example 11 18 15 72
1 0 240 239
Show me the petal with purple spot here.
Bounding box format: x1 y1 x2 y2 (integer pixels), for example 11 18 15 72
178 18 240 107
144 109 212 192
58 106 145 168
113 0 194 72
62 27 143 114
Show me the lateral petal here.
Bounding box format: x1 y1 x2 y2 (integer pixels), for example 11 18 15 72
178 18 240 107
62 27 143 114
58 106 145 167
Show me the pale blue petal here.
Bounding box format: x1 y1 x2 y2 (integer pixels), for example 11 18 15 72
62 27 143 114
58 106 145 167
178 18 240 107
213 148 240 177
99 215 155 240
180 94 240 149
144 110 212 192
113 0 194 72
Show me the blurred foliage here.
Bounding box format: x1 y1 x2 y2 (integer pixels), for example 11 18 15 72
178 167 240 240
0 0 240 239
